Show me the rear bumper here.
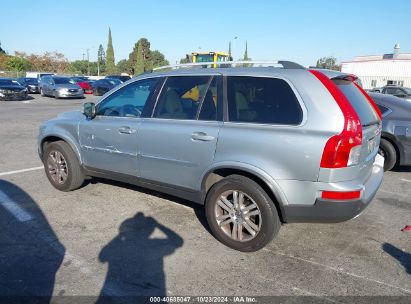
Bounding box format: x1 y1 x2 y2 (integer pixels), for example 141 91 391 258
282 154 384 223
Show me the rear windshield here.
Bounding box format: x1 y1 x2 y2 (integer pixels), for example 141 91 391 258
53 77 71 84
333 79 379 126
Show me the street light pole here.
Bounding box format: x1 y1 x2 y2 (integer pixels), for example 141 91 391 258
230 36 238 60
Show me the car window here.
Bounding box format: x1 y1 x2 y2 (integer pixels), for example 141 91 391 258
376 104 391 117
333 79 379 126
97 78 159 118
227 76 303 125
153 76 211 120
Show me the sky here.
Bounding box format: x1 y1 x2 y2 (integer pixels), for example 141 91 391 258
1 0 410 67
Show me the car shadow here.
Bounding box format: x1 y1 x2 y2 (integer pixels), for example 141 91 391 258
96 212 184 302
0 179 65 302
89 178 212 234
390 165 411 173
382 243 411 276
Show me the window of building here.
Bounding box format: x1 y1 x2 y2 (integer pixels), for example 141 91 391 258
371 80 377 88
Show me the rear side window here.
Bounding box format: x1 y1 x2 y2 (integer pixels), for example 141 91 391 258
376 104 391 117
332 79 379 126
227 76 303 125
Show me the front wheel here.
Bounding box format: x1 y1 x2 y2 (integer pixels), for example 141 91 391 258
43 141 85 191
205 175 281 252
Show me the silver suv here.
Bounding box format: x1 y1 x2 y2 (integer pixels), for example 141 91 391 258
38 62 384 251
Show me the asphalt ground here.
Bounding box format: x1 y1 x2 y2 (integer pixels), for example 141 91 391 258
0 93 410 303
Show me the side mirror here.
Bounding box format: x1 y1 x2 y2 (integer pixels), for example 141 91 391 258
83 102 96 119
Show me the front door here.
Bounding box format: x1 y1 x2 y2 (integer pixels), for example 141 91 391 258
79 77 160 176
139 75 222 191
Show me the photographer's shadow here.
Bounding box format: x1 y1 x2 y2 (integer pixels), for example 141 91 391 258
97 212 183 301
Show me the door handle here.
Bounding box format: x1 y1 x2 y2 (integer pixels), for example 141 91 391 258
118 126 136 134
191 132 215 142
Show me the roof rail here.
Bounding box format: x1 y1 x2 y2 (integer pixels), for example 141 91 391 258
152 60 305 71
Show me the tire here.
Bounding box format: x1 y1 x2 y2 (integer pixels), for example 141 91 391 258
205 175 281 252
43 141 85 191
379 138 397 171
54 91 60 99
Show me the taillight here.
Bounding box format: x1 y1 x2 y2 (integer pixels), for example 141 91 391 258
309 70 362 168
321 190 361 200
353 82 382 121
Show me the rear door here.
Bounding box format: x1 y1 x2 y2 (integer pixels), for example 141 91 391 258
138 75 222 191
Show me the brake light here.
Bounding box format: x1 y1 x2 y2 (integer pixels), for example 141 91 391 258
353 82 382 121
309 70 362 168
321 190 361 200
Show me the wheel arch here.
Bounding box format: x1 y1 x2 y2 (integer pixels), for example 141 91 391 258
380 132 401 165
200 164 288 223
40 134 82 164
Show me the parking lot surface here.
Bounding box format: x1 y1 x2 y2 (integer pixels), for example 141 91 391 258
0 94 410 301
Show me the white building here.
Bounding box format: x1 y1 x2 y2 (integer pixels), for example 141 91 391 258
341 44 411 90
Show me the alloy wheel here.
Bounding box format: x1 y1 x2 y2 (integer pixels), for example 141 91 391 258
214 190 262 242
47 150 68 184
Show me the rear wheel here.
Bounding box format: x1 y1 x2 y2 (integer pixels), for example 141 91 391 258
43 141 84 191
205 175 281 252
379 138 397 171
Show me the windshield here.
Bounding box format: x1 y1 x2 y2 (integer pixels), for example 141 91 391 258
0 79 14 85
196 54 214 63
53 77 71 84
404 88 411 95
333 79 379 126
25 78 38 84
107 79 121 85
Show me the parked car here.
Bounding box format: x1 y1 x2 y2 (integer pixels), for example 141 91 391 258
379 85 411 100
0 78 28 101
39 76 84 99
105 75 131 82
369 92 411 171
38 63 383 251
92 78 122 96
16 77 40 93
69 77 93 94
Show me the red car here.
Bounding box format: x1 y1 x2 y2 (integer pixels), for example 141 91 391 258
70 77 93 94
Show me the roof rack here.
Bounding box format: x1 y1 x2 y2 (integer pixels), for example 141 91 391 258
152 60 305 71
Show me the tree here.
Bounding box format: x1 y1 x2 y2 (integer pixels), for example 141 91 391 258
116 59 129 74
315 56 341 71
243 41 250 61
68 60 89 75
179 55 190 64
106 28 116 74
97 44 106 74
242 41 251 67
15 51 69 73
151 50 169 68
6 56 32 72
0 42 5 55
128 38 153 75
